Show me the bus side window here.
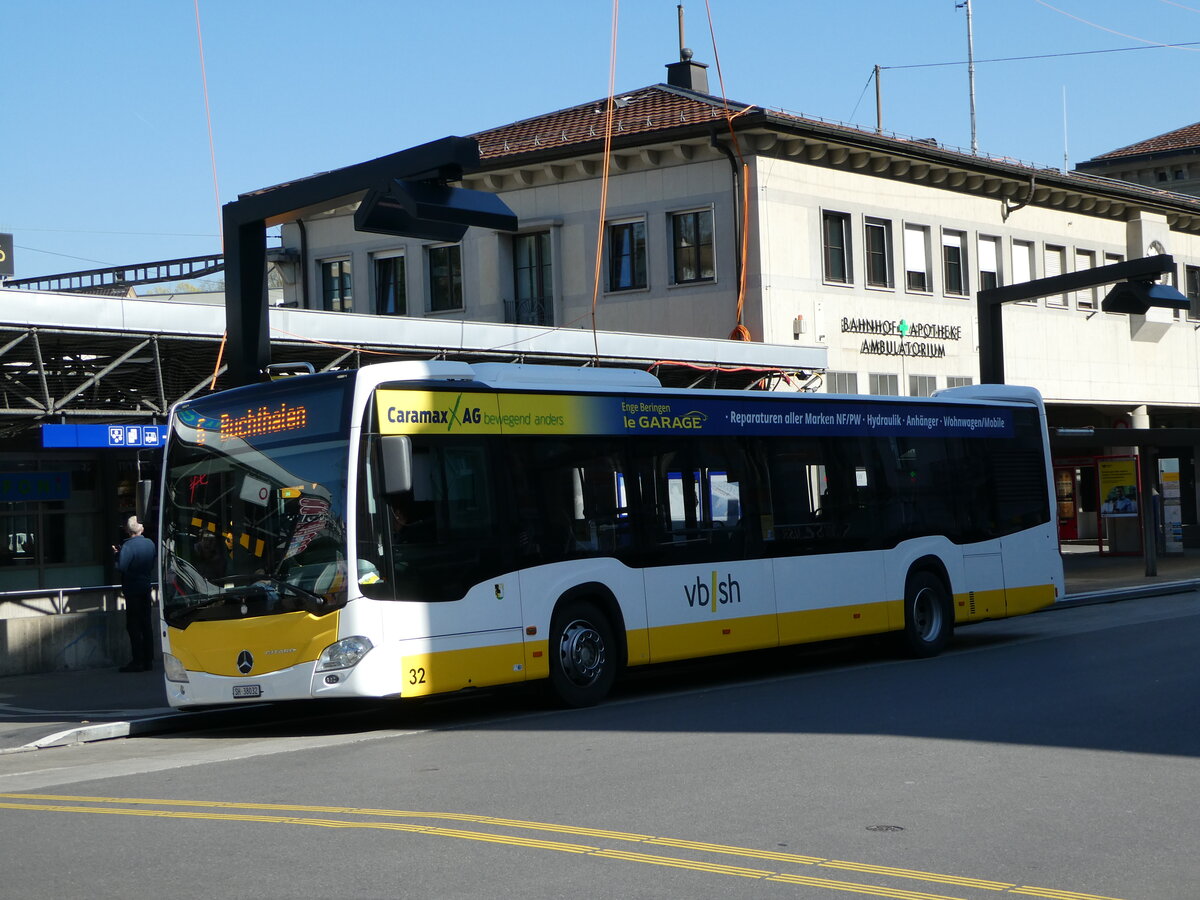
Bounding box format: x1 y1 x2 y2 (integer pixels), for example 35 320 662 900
644 440 748 557
506 438 633 561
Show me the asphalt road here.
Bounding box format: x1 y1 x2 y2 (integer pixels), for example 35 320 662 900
1 592 1197 900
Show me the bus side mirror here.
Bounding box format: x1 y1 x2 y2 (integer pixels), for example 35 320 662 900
380 435 413 495
136 479 154 522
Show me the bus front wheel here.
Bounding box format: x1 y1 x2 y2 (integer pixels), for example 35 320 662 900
548 600 616 708
901 571 953 658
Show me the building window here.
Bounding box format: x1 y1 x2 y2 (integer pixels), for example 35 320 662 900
904 224 930 292
512 232 553 325
607 220 647 292
869 373 899 396
428 245 463 312
320 259 352 312
822 211 852 284
1074 249 1097 310
909 374 937 397
825 371 858 394
671 209 715 284
1186 265 1200 321
373 254 406 316
947 376 974 388
1044 244 1067 307
978 235 1001 292
0 459 106 589
942 230 967 296
864 218 893 288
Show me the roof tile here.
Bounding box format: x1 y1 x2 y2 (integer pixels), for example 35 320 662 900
1091 121 1200 160
471 85 747 160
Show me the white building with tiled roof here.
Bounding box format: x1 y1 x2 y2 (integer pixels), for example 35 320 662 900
275 56 1200 545
1077 121 1200 197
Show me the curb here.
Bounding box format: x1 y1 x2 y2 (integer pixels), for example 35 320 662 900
1052 578 1200 610
1 703 276 754
0 710 185 754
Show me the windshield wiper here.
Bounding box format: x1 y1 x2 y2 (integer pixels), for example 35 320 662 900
164 576 331 627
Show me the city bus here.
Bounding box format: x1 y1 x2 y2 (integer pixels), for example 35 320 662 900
157 360 1063 708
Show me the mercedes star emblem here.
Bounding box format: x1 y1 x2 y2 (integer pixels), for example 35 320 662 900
237 650 254 675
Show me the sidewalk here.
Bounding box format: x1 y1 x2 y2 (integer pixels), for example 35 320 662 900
1 545 1198 754
0 665 172 754
1059 542 1200 598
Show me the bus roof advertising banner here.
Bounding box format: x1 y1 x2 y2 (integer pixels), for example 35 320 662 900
376 390 1015 440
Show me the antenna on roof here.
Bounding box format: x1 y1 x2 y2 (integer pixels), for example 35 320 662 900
677 3 687 60
666 4 709 91
956 0 978 154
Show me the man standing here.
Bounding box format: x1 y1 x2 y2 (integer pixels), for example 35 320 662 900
114 516 156 672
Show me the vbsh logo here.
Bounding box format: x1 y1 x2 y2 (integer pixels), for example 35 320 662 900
683 571 742 613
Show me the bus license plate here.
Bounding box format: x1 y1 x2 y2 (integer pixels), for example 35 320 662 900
232 684 262 699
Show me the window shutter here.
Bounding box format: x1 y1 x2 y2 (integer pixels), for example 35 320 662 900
978 236 998 273
904 226 927 274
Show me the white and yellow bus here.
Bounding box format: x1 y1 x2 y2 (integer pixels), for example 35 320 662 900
157 360 1063 708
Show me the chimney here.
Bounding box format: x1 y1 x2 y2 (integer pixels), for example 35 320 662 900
666 5 709 93
666 48 709 94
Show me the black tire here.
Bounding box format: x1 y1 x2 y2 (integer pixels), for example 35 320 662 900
900 571 953 658
548 599 617 708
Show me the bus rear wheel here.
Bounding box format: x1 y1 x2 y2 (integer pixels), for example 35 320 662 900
901 571 953 658
548 600 616 708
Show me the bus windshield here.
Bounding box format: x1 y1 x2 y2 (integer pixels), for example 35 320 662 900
160 374 354 627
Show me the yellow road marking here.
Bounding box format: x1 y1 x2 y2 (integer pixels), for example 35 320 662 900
770 872 972 899
593 848 774 878
646 836 823 865
1009 888 1129 900
821 860 1014 890
0 793 1128 900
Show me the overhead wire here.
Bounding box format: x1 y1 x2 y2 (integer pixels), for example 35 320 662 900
1030 0 1200 49
881 39 1200 71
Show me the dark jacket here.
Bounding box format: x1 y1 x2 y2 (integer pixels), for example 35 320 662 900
116 535 156 594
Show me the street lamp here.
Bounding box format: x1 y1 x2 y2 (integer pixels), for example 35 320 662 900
978 254 1184 384
1101 280 1190 315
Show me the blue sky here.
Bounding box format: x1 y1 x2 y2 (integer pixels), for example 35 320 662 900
3 0 1198 279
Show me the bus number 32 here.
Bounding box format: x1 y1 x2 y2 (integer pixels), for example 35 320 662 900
408 667 427 685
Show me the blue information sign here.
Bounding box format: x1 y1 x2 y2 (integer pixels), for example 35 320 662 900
41 424 168 449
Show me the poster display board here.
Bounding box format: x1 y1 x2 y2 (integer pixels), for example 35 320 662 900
1098 456 1138 517
1160 458 1183 556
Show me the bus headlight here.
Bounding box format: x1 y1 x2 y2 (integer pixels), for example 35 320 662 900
316 635 374 672
163 654 190 683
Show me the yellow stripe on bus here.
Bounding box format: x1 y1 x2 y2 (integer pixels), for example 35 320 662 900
647 614 779 663
779 601 894 645
168 611 339 677
401 641 527 697
1005 584 1056 617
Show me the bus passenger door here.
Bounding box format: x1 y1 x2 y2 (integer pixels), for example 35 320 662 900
763 439 889 643
364 437 528 696
638 446 778 662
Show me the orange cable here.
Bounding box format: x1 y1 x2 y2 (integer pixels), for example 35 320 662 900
589 0 620 361
209 333 227 390
194 0 228 390
703 0 752 341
